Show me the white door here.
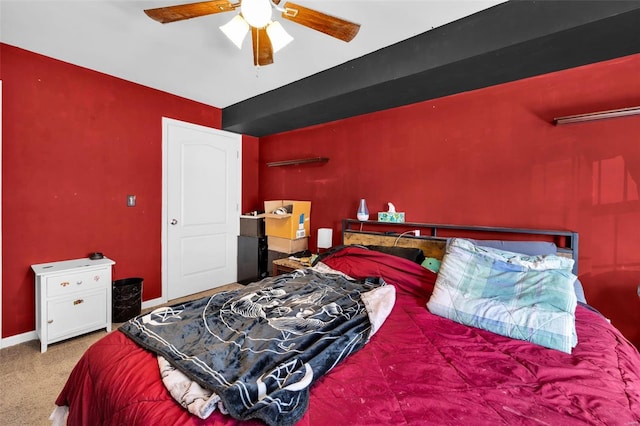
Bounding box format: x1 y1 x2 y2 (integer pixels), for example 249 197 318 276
162 118 240 301
0 81 3 347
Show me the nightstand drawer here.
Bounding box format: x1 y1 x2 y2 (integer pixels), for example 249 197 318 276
46 268 109 297
47 290 107 340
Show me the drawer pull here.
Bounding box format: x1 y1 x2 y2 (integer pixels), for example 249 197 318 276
60 281 70 287
76 280 83 285
73 299 84 305
47 319 53 324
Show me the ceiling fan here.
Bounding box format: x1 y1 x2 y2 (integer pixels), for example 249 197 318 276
144 0 361 66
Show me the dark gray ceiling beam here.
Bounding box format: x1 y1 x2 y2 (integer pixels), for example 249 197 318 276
222 1 640 137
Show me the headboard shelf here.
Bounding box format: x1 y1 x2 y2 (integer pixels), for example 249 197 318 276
341 219 579 274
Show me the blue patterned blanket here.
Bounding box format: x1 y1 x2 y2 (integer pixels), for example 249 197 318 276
119 269 388 425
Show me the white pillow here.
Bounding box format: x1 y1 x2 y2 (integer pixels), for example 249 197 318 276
427 238 578 353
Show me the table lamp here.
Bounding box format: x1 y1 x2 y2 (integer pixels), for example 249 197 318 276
317 228 333 252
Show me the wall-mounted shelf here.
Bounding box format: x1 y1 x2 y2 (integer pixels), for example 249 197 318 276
266 157 329 167
554 106 640 125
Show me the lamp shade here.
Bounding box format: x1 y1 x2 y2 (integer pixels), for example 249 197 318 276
266 21 293 53
220 15 250 49
317 228 333 250
241 0 272 28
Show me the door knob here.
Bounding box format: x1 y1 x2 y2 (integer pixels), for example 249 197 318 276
171 219 178 225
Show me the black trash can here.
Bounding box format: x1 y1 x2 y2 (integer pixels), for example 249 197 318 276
112 278 143 322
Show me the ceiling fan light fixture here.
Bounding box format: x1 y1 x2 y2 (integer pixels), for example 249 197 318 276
241 0 273 28
266 21 293 53
220 15 250 49
144 0 361 66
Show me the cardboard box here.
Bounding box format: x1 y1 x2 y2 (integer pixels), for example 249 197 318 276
267 236 309 254
240 215 265 237
264 200 311 239
378 212 405 223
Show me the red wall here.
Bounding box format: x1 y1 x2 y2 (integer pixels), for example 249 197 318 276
2 43 638 349
0 44 260 338
241 134 261 213
259 54 640 348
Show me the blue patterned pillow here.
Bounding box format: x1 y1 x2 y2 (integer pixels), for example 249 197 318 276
427 238 578 353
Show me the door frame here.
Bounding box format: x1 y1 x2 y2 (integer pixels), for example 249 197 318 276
160 117 242 305
0 80 3 347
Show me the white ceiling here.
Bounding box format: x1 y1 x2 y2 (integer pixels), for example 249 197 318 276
1 0 506 108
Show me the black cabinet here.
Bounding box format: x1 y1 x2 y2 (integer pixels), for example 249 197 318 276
237 236 268 284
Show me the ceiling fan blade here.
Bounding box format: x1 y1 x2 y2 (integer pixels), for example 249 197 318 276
280 2 360 42
144 0 238 24
251 27 274 66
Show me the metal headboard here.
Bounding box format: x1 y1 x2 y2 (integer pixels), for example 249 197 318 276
341 219 579 275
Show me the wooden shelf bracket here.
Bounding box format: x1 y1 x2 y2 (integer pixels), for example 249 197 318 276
266 157 329 167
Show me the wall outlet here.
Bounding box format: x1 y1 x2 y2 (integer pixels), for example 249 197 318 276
414 230 420 236
127 195 136 207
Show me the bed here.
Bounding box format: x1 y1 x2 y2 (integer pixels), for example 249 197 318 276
52 221 640 425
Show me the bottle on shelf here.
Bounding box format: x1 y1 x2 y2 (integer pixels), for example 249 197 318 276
357 199 369 221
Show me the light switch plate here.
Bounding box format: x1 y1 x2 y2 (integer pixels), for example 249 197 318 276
127 195 136 207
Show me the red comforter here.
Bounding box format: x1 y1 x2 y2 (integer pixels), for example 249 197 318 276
56 247 640 425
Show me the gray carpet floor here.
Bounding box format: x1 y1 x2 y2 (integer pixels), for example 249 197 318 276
0 283 243 426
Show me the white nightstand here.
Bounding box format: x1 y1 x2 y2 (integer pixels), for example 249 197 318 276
32 257 115 352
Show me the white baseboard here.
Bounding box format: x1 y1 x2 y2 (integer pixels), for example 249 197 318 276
1 330 37 349
142 296 164 310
